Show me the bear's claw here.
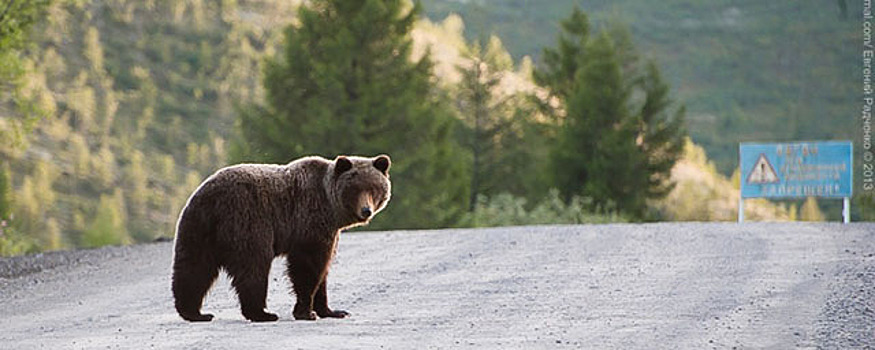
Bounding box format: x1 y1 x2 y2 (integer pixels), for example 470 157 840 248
180 312 214 322
293 310 318 321
245 311 279 322
316 309 350 318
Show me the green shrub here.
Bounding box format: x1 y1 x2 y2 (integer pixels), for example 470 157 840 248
460 189 626 227
81 191 131 248
0 219 39 257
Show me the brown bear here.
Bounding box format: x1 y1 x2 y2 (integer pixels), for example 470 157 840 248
171 154 391 322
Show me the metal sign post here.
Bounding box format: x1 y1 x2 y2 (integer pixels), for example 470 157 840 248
738 141 853 223
843 197 850 224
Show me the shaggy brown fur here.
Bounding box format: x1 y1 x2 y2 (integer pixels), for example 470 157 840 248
171 155 391 322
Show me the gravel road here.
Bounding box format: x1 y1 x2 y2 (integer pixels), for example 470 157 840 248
0 223 873 349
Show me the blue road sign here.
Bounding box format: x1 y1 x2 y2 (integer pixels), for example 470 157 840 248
739 141 852 199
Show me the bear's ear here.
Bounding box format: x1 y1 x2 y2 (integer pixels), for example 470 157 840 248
335 156 353 175
373 155 390 175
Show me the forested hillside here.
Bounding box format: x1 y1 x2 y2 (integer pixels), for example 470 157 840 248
0 0 300 254
420 0 858 175
0 0 836 256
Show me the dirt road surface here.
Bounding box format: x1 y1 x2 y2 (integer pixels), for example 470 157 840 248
1 223 873 349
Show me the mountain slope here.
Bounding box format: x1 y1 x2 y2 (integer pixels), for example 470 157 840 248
420 0 858 174
0 0 822 255
0 0 299 253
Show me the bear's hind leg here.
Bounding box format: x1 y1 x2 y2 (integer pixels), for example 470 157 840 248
172 259 219 322
227 258 278 322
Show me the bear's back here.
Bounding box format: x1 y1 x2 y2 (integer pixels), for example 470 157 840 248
177 158 331 241
196 164 286 199
191 157 330 207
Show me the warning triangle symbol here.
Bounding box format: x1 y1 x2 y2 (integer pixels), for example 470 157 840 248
746 153 779 184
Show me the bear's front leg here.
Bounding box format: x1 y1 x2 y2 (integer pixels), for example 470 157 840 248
314 279 350 318
287 242 333 320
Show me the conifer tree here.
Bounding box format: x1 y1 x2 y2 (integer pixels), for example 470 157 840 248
455 36 547 207
125 150 150 240
456 38 507 210
635 62 686 203
0 0 52 149
534 8 590 103
0 162 12 219
233 0 469 228
535 8 686 219
800 197 825 221
82 190 130 248
552 32 637 211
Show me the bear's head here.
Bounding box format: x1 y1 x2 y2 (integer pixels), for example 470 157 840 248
328 154 391 227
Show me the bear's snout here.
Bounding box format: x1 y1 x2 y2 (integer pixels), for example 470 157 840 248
354 191 377 221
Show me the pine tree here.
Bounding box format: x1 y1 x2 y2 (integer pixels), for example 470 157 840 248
800 197 825 221
125 150 149 240
82 190 130 248
0 162 12 219
456 37 508 210
233 0 470 228
455 35 548 207
0 0 52 149
535 8 686 219
634 62 686 203
533 7 590 103
552 32 637 211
